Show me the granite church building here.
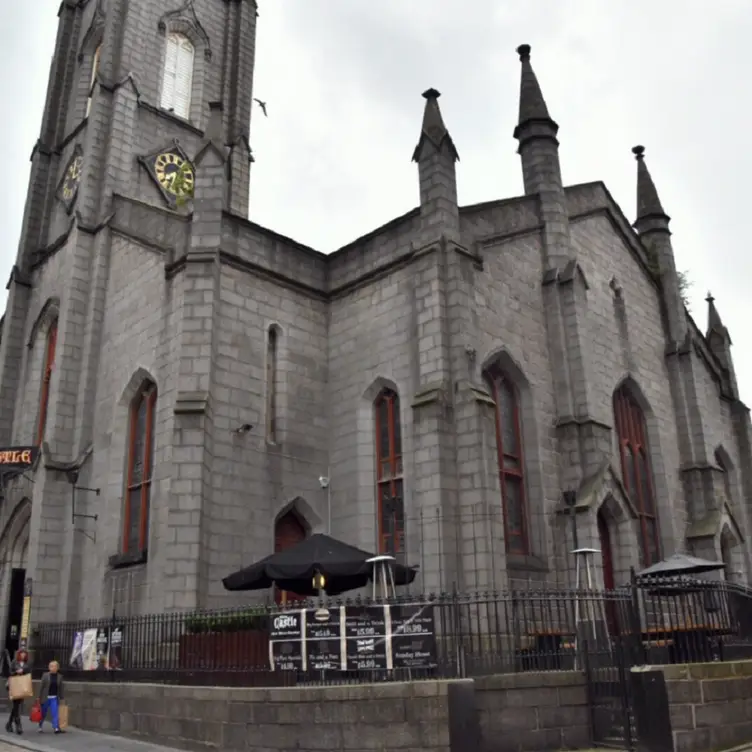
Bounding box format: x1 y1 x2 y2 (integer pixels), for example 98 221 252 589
0 0 749 636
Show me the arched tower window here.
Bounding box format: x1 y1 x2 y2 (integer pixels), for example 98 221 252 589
485 369 528 554
266 327 278 443
374 389 404 555
123 383 157 555
36 321 58 445
160 33 195 119
613 385 661 566
85 44 102 117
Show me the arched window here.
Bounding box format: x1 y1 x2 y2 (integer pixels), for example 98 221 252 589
266 327 278 443
613 386 661 566
123 383 157 555
374 389 404 555
36 322 58 445
160 33 194 119
486 370 528 554
85 44 102 117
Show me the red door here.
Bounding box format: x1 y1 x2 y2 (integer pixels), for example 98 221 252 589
598 510 618 634
274 512 307 605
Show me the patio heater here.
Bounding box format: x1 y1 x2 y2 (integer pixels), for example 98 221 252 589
572 547 610 667
366 555 397 599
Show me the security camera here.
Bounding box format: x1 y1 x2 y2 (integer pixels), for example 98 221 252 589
318 476 330 489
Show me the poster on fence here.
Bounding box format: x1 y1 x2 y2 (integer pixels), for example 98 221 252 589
72 628 98 670
268 604 436 672
69 626 124 670
69 632 84 669
95 628 109 670
108 626 123 670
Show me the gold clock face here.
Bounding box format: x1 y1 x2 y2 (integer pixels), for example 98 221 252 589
154 152 194 197
61 155 83 200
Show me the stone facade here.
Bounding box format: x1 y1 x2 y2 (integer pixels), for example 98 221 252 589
0 1 749 626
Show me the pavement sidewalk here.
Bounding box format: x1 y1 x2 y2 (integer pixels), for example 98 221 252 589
0 728 181 752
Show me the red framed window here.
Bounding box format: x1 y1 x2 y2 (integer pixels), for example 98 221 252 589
123 384 157 555
375 389 404 556
614 387 661 566
487 371 528 555
36 322 58 445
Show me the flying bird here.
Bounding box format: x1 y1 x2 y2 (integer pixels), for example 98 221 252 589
254 99 268 117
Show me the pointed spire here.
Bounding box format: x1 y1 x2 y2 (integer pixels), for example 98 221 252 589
513 44 558 140
705 292 731 342
412 88 458 163
632 146 669 223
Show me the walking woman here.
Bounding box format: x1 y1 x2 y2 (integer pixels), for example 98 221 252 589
6 649 30 734
38 660 65 734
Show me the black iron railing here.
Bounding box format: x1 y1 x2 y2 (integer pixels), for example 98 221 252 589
29 579 752 687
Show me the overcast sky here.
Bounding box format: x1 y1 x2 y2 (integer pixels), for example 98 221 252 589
1 1 751 404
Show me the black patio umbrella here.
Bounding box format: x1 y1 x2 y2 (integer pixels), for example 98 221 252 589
636 553 726 579
222 533 418 596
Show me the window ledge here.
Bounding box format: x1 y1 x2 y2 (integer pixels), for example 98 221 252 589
137 100 203 137
108 550 148 570
507 553 549 573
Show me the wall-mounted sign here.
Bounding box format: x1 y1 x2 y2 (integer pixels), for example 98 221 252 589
0 447 39 470
269 604 437 673
19 578 32 652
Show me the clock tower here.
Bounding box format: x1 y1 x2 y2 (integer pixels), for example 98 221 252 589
0 0 258 623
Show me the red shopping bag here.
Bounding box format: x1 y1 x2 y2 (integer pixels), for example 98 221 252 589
29 701 42 724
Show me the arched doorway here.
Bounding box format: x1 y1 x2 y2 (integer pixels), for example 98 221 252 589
0 501 31 659
598 510 616 590
598 509 618 634
274 511 307 605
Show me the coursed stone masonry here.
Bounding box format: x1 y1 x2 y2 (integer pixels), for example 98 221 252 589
0 2 748 624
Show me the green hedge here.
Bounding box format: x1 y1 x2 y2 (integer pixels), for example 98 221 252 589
184 609 268 634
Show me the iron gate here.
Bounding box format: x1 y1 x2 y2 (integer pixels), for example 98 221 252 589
583 634 637 750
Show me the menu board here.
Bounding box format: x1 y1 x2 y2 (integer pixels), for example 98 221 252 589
344 606 389 671
390 605 437 669
269 611 305 671
306 608 342 670
268 604 436 673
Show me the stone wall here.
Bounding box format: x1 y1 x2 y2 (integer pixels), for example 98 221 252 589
54 673 591 752
60 680 457 752
475 671 590 752
662 660 752 752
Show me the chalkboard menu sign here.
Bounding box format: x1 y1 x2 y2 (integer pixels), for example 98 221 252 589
306 608 342 670
269 611 305 671
267 603 436 672
390 605 437 669
344 606 389 671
